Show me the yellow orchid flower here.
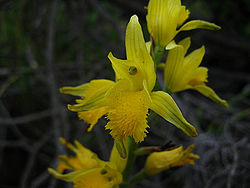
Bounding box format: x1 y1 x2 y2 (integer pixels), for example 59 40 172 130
48 138 127 188
145 145 199 176
164 37 228 107
146 0 221 47
61 15 198 143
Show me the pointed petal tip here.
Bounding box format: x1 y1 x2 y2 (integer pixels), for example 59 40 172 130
107 52 114 62
60 87 66 94
190 129 198 137
185 37 191 43
87 126 94 132
67 104 73 110
68 104 79 112
222 100 229 108
208 23 221 30
200 45 206 55
67 104 86 112
59 137 65 143
214 25 221 30
130 15 138 22
186 124 198 137
107 51 112 58
165 40 178 50
48 168 56 175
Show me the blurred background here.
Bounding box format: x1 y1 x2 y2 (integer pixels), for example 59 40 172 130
0 0 250 187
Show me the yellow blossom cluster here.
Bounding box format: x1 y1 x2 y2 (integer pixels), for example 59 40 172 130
49 0 228 187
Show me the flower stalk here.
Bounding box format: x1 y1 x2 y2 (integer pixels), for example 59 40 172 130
121 169 147 188
152 44 165 66
122 137 138 181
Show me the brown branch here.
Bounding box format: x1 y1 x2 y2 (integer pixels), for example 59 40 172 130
45 0 64 155
88 0 124 42
0 110 51 125
20 133 52 188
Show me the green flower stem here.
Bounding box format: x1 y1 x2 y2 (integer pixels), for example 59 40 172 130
128 169 147 186
152 45 165 66
121 169 147 188
122 137 138 181
164 87 172 94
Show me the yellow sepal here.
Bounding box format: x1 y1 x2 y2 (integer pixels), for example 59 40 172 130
193 85 229 108
178 20 221 32
125 15 156 92
150 91 198 137
67 83 112 112
164 44 185 92
178 37 191 55
60 83 88 96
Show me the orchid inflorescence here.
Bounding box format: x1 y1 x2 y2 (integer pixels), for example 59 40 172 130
48 0 228 187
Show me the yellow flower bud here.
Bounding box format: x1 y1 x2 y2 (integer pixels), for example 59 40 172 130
146 0 221 47
145 145 199 176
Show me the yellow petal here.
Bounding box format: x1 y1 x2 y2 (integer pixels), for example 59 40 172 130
126 15 156 91
177 6 190 26
68 82 113 112
108 52 145 91
68 80 114 131
59 138 100 169
59 138 91 157
188 67 208 87
171 45 205 92
145 145 199 176
184 45 205 71
145 41 152 54
165 40 177 50
56 156 84 173
60 83 88 96
85 80 115 97
164 44 185 92
48 168 93 182
178 20 221 32
73 166 122 188
192 84 229 108
178 37 191 56
108 52 131 81
147 0 182 47
78 107 108 131
150 91 198 137
105 80 150 143
60 79 114 98
49 166 122 188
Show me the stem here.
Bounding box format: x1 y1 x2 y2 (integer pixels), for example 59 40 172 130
122 137 137 181
164 87 172 94
128 169 147 185
121 169 147 188
152 45 165 66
